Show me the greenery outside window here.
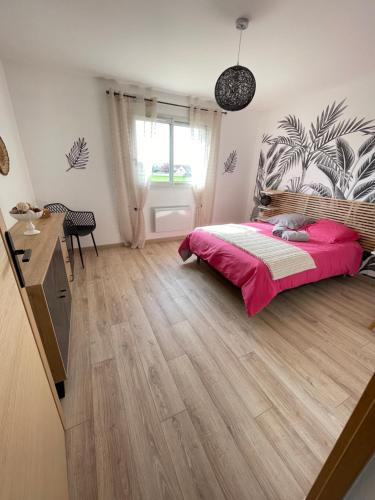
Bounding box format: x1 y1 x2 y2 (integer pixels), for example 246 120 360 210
136 118 192 184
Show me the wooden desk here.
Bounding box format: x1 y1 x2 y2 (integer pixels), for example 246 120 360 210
10 214 73 397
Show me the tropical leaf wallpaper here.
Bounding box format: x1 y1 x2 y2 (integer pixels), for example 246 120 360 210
252 99 375 277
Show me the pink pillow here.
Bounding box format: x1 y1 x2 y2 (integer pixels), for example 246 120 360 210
306 218 359 243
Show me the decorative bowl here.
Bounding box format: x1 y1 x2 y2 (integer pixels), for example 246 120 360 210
10 210 43 235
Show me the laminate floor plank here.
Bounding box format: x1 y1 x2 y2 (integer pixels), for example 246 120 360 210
123 286 185 421
240 352 335 462
64 244 375 500
256 407 321 494
102 274 128 327
248 316 350 410
87 279 115 364
66 419 98 500
92 358 140 500
169 354 267 500
139 249 186 298
171 321 304 500
181 272 353 412
278 294 375 374
300 286 372 327
305 346 370 399
63 289 93 428
247 336 344 441
177 275 257 357
112 322 184 500
267 295 373 349
171 301 272 418
132 279 184 361
161 410 226 500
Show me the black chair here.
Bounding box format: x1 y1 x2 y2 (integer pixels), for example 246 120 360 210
44 203 98 269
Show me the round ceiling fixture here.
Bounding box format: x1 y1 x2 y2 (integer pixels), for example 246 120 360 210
215 17 256 112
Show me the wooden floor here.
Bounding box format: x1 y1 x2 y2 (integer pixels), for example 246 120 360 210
63 241 375 500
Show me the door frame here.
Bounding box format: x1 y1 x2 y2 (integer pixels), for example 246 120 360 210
0 209 64 426
306 372 375 499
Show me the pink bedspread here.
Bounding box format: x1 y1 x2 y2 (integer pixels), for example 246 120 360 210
178 222 363 316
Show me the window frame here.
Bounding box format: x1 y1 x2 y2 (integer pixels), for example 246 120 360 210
146 116 192 186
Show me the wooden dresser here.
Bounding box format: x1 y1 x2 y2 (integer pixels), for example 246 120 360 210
10 214 73 397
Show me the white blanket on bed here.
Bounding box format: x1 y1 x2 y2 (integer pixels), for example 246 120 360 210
198 224 316 280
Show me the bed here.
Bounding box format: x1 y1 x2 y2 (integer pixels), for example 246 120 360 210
178 192 375 316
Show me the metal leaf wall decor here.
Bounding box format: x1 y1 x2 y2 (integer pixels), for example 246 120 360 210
66 137 89 171
223 150 238 174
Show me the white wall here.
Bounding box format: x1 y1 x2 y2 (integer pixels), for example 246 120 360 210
4 61 259 246
0 60 35 228
213 109 261 224
4 62 121 246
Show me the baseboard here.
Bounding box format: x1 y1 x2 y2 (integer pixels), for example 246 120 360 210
76 242 123 251
79 236 183 251
146 235 185 243
96 242 124 250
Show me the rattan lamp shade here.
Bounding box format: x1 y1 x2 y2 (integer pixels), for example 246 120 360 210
215 65 256 112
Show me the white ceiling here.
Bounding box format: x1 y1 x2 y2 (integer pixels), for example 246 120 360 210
0 0 375 109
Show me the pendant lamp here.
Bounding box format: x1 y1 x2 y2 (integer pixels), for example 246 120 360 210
215 17 256 112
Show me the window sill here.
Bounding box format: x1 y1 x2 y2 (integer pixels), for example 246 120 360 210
150 182 192 188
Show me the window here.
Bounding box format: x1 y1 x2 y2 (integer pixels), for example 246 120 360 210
136 119 192 184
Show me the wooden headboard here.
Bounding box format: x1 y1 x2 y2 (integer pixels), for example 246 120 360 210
265 191 375 252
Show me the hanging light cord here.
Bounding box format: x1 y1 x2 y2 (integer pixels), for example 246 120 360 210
237 30 243 65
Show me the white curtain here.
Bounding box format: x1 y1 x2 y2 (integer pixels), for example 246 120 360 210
189 106 222 227
108 90 157 248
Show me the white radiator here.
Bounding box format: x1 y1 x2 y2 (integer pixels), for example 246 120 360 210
153 206 192 233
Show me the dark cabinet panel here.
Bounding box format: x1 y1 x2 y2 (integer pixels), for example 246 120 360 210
64 230 74 277
43 241 71 372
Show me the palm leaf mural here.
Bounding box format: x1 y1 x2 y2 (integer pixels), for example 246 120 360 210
270 136 297 147
278 115 307 145
277 145 306 174
307 182 333 198
314 116 375 151
256 150 265 190
317 162 340 187
267 147 287 175
312 143 338 166
336 138 354 177
262 133 273 145
257 99 375 201
355 152 375 182
360 253 375 278
364 192 375 203
286 176 303 193
66 137 89 171
309 100 347 143
266 141 278 159
358 134 375 157
265 172 282 189
353 179 375 199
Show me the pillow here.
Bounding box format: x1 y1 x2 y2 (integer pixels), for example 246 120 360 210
266 213 315 230
282 230 309 242
306 218 359 243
